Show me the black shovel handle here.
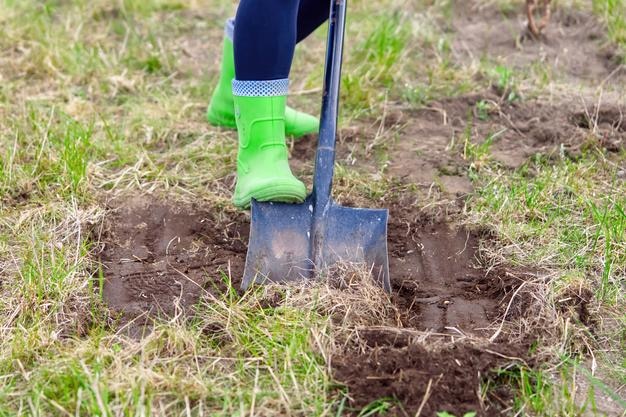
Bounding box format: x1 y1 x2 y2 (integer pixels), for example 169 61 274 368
313 0 347 212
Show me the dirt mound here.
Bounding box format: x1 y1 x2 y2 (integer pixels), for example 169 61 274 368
99 197 248 328
333 341 526 417
451 4 624 83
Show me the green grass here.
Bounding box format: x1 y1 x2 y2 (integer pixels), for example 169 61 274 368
593 0 626 51
1 0 625 415
468 152 626 304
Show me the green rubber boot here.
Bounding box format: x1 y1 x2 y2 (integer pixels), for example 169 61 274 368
207 36 319 138
232 94 306 209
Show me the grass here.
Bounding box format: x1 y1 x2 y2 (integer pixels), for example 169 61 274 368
1 0 625 415
468 152 626 304
593 0 626 51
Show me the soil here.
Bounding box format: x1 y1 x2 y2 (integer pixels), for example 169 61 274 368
329 205 534 417
99 196 247 332
333 341 528 417
99 196 519 334
99 196 533 414
451 4 624 83
387 212 507 336
289 92 626 200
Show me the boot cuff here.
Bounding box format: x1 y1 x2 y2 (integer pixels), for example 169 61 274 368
232 79 289 97
225 18 235 41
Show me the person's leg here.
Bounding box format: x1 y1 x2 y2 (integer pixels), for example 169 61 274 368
232 0 298 80
207 0 327 138
296 0 329 43
229 0 306 208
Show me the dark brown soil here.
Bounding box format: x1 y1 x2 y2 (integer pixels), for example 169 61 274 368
387 212 504 335
333 341 527 417
330 205 534 417
99 196 520 336
98 195 535 414
99 196 247 330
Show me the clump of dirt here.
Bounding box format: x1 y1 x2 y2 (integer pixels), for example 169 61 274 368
451 3 624 82
99 196 248 328
333 341 528 417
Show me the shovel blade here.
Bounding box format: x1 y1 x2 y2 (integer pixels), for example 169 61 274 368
242 198 390 292
318 203 390 292
241 198 315 290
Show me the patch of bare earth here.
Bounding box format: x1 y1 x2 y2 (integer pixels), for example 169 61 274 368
98 196 247 334
98 195 546 415
391 92 624 173
331 203 541 417
451 3 624 83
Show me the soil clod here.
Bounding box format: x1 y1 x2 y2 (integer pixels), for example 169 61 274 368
333 342 527 417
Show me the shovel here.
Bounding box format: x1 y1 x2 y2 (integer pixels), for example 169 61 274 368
241 0 390 293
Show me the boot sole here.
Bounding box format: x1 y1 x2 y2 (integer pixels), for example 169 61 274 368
233 183 306 209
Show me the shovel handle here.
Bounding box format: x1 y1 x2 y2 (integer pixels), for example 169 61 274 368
313 0 347 211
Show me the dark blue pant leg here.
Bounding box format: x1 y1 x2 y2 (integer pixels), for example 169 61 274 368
297 0 329 43
233 0 299 80
234 0 329 81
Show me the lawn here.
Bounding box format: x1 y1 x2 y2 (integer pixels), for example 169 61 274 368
0 0 624 416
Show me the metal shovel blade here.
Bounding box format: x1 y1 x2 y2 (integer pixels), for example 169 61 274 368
240 0 390 293
241 196 390 292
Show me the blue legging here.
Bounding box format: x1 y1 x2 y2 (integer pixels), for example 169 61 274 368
234 0 329 81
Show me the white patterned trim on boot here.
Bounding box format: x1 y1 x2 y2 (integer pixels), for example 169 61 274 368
232 78 289 97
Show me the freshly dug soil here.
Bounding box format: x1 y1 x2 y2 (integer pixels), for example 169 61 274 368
99 197 520 336
387 213 507 336
99 196 534 415
333 341 527 417
99 196 247 330
330 205 533 417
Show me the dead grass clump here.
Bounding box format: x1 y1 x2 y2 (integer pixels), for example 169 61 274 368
256 262 398 328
